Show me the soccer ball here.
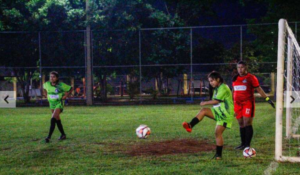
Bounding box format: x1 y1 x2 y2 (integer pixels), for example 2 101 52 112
243 147 256 158
136 125 151 139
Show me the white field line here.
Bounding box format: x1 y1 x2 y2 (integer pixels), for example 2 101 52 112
264 161 279 175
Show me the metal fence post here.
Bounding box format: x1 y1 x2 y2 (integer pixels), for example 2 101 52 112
240 26 243 60
190 28 193 102
38 32 42 104
139 30 142 103
86 0 93 105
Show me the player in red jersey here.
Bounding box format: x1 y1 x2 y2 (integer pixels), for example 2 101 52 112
232 61 275 150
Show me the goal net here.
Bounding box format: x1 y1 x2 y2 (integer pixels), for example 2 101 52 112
276 19 300 162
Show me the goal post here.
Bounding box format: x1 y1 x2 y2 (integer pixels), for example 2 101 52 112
275 19 300 162
275 18 285 162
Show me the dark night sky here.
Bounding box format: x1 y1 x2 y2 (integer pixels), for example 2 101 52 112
209 1 267 25
155 0 268 26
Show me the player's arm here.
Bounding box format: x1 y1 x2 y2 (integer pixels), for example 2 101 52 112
200 100 220 106
255 86 267 98
62 87 73 100
255 86 275 108
202 85 227 106
42 82 47 98
232 75 238 100
43 89 47 98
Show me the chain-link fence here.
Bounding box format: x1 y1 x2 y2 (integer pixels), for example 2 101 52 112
1 22 295 105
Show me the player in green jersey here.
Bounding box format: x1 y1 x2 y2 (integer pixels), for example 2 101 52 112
182 71 234 160
43 71 73 143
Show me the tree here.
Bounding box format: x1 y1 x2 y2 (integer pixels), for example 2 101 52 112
141 28 190 95
91 0 191 99
158 0 217 26
0 0 85 103
0 0 219 102
240 0 300 72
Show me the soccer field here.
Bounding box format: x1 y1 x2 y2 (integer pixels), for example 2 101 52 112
0 103 298 175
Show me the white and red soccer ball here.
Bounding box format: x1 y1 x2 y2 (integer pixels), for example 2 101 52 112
136 125 151 139
243 147 256 158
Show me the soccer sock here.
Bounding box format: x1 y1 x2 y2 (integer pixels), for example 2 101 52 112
56 120 66 136
245 125 253 147
216 145 223 157
47 118 57 139
189 117 200 128
240 127 246 146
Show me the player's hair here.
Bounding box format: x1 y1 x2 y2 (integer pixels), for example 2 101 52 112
50 71 59 83
208 71 224 99
208 71 224 83
237 60 247 66
232 60 248 82
50 71 59 78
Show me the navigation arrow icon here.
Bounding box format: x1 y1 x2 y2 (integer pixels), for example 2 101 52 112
4 95 9 104
0 91 15 108
291 95 295 104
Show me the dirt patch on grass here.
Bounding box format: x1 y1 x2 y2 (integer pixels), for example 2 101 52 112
1 147 12 151
127 138 215 156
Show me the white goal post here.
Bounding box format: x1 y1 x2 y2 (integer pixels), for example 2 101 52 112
276 19 300 162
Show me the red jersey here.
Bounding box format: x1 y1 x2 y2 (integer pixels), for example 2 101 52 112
232 73 260 103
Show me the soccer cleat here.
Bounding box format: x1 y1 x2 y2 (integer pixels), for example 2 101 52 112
212 154 222 160
182 122 192 133
45 137 50 143
235 145 246 150
58 135 66 140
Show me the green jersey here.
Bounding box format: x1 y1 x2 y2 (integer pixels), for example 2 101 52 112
211 83 234 128
43 81 71 103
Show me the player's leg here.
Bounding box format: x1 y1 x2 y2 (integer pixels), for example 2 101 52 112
52 109 61 119
213 125 226 159
243 117 253 147
182 108 214 133
45 109 57 143
234 103 246 150
53 107 66 140
236 118 246 150
242 101 255 147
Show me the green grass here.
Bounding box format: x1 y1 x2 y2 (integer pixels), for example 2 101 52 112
0 104 299 175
